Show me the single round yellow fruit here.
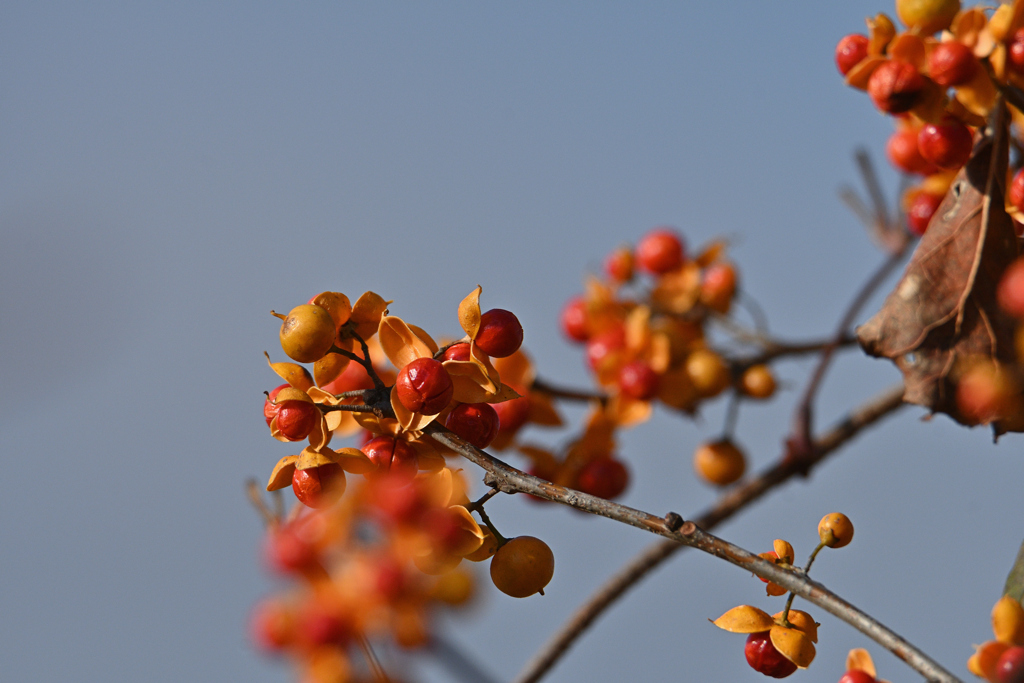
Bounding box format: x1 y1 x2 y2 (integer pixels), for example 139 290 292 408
693 439 746 486
685 348 731 398
490 536 554 598
740 364 776 399
279 304 337 363
896 0 959 34
817 512 854 548
465 526 499 562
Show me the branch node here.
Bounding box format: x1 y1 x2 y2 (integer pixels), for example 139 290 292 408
679 521 697 536
664 512 684 532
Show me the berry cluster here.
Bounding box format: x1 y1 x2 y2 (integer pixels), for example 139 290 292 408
969 596 1024 683
712 513 854 678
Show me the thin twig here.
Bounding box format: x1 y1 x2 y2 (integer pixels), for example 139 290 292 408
530 378 607 403
510 384 908 683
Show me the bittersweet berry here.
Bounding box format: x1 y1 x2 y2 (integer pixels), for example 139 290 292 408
278 304 337 363
1010 171 1024 215
1009 29 1024 74
560 297 590 343
693 440 746 486
636 227 685 274
292 463 346 509
250 598 295 653
586 326 626 373
838 671 876 683
445 402 500 449
886 128 934 175
396 357 454 415
475 309 523 358
274 400 319 441
835 34 869 76
906 191 943 236
296 599 351 648
867 61 926 114
493 392 531 433
265 521 320 575
918 119 972 169
896 0 959 34
997 646 1024 683
362 436 419 479
490 536 555 598
576 458 629 499
618 360 660 400
998 259 1024 317
685 348 730 398
928 40 976 87
264 383 289 426
745 632 797 678
700 262 737 314
740 365 776 400
604 246 634 283
442 342 472 362
818 512 854 548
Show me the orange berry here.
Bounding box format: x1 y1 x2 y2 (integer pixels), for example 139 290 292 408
560 296 590 343
465 526 499 562
475 309 523 358
576 458 629 500
818 512 854 548
928 41 977 87
838 671 877 683
999 259 1024 317
693 440 746 486
445 402 500 449
490 536 554 598
274 400 319 441
685 348 730 398
906 191 943 236
585 325 626 373
896 0 960 34
867 60 926 114
396 357 454 415
278 304 337 363
636 227 685 274
618 360 660 400
291 464 346 509
701 262 738 313
604 246 634 283
740 365 776 399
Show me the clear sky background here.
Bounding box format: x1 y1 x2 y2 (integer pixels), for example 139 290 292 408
2 2 1022 682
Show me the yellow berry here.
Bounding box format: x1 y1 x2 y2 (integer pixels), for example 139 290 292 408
685 348 731 398
895 0 959 34
740 365 776 399
693 439 746 486
490 536 554 598
818 512 854 548
278 304 337 363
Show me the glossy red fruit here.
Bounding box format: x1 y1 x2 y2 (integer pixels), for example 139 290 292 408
445 402 500 449
292 463 346 508
319 358 375 394
560 296 590 343
576 458 629 499
1010 170 1024 214
906 191 944 236
998 259 1024 317
604 246 634 282
996 646 1024 683
296 600 351 648
700 262 738 313
362 436 419 479
886 128 934 175
617 360 660 400
928 40 977 87
838 671 876 683
396 357 454 414
275 401 319 441
868 60 926 114
442 342 472 362
264 384 290 426
835 34 870 76
636 227 685 274
1009 29 1024 74
586 326 626 373
918 119 973 169
493 392 531 433
745 632 797 678
475 309 524 358
369 475 425 524
265 521 320 575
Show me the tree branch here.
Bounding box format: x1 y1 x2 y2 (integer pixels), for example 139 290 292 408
501 385 909 683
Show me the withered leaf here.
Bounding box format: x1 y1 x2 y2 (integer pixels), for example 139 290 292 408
857 106 1020 430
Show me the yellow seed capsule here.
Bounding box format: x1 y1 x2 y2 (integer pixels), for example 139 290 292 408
693 440 746 487
490 536 554 598
992 595 1024 645
818 513 854 548
684 349 731 398
740 365 776 400
895 0 959 35
278 304 337 363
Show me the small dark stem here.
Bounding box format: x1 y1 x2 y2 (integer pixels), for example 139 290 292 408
530 377 607 404
317 403 381 414
465 487 501 512
781 541 826 625
474 503 506 545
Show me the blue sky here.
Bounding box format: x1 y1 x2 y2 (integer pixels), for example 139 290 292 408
2 2 1021 681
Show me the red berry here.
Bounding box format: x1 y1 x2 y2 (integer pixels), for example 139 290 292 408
475 309 524 358
369 475 425 524
319 359 375 394
250 599 294 653
998 259 1024 317
906 191 944 236
1009 29 1024 74
396 357 454 414
886 128 934 175
838 671 877 683
264 522 320 575
700 262 738 313
928 41 977 87
1010 170 1024 214
445 402 500 449
296 600 351 648
560 297 590 343
604 246 634 282
617 360 660 400
291 463 346 509
585 326 626 373
264 383 289 426
275 401 319 441
442 342 472 362
868 60 926 114
576 458 629 499
756 551 779 584
996 646 1024 683
835 34 869 76
918 119 973 169
636 227 685 274
744 632 797 678
362 436 419 479
493 393 531 433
